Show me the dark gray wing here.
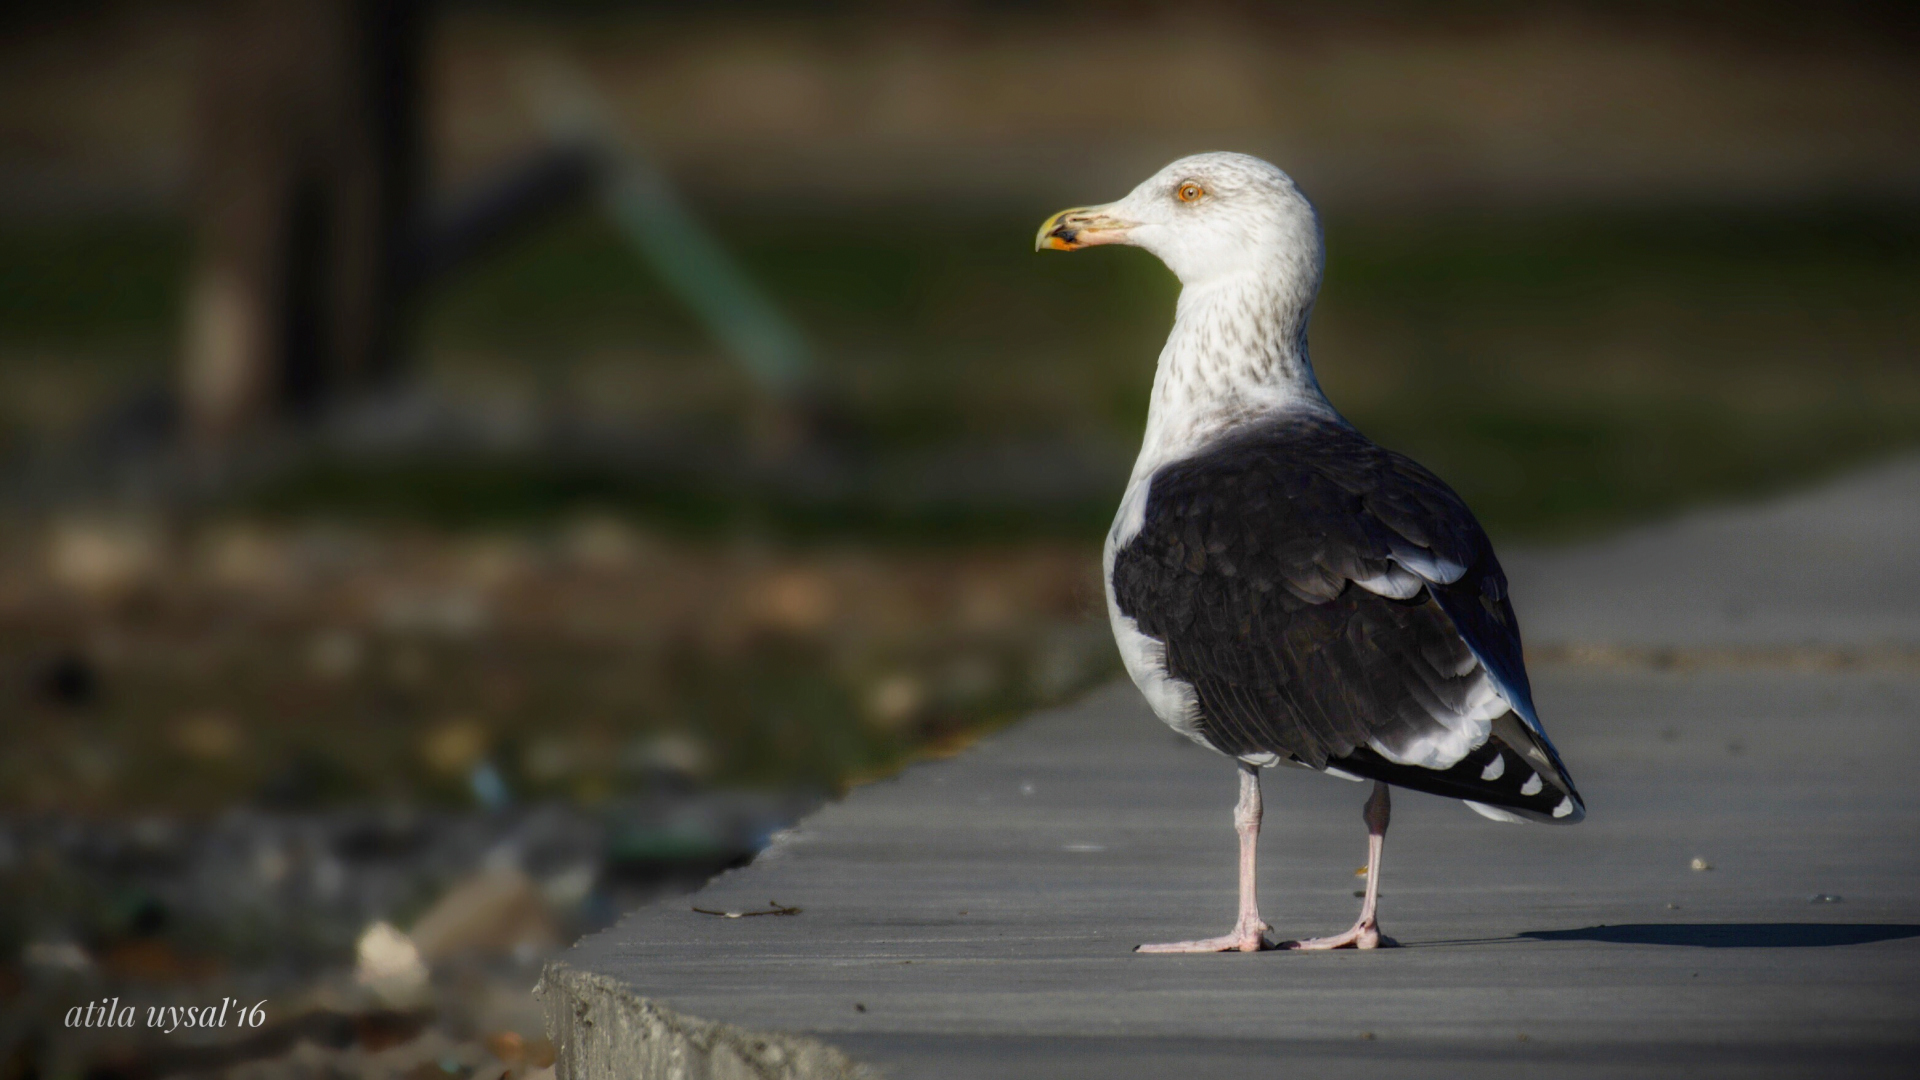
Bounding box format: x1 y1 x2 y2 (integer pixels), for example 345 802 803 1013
1110 413 1581 822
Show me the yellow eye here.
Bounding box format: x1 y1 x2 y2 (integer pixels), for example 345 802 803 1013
1177 182 1205 203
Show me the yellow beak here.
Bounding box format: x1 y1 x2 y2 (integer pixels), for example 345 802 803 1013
1035 205 1135 251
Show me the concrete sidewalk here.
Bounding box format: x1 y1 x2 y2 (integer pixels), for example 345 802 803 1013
1503 454 1920 650
540 459 1920 1079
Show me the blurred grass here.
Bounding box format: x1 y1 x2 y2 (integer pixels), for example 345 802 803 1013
245 459 1123 543
0 530 1110 812
3 199 1919 812
1313 206 1920 539
0 217 188 342
4 202 1919 540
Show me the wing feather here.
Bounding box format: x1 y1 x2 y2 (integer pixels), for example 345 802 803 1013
1110 413 1582 818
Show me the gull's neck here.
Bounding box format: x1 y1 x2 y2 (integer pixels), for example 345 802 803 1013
1131 264 1333 483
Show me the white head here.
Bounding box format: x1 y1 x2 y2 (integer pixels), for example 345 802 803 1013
1036 152 1323 294
1039 153 1334 462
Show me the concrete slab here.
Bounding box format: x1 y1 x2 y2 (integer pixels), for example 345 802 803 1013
1504 454 1920 650
541 460 1920 1079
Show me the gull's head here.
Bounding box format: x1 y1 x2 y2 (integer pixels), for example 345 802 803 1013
1036 152 1322 289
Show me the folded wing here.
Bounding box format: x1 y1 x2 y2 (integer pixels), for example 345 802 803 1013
1110 413 1582 822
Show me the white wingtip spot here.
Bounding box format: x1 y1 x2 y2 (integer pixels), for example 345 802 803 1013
1480 756 1505 781
1465 800 1527 824
1552 796 1574 818
1520 772 1544 796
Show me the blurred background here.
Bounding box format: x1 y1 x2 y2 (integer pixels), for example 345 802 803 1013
3 1 1918 1075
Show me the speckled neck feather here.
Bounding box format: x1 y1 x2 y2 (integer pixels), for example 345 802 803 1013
1133 257 1333 486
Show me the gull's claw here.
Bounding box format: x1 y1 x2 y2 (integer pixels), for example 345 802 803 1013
1281 921 1394 950
1136 921 1270 954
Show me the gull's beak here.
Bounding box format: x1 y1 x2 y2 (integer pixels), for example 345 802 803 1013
1035 204 1136 251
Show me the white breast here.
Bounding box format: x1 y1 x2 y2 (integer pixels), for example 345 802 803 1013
1103 473 1210 748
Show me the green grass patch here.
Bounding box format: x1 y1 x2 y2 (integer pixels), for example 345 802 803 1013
6 200 1920 540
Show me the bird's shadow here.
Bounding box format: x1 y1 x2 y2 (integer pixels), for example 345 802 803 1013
1518 923 1920 948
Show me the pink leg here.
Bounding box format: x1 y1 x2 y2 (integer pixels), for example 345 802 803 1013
1285 781 1395 950
1138 764 1270 953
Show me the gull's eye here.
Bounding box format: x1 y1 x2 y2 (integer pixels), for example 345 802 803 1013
1176 182 1205 203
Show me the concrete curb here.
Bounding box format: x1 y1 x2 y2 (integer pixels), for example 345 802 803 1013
539 963 876 1080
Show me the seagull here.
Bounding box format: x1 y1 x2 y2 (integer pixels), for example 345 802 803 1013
1036 152 1584 953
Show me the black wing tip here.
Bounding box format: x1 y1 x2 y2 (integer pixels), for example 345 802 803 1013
1478 770 1585 825
1327 730 1585 824
1532 792 1587 825
1464 789 1585 825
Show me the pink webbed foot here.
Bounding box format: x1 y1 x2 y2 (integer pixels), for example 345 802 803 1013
1136 920 1270 954
1281 919 1394 951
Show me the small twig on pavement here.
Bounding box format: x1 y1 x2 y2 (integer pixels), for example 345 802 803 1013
692 900 802 918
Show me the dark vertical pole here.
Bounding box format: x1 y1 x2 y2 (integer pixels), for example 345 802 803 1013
328 0 425 397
